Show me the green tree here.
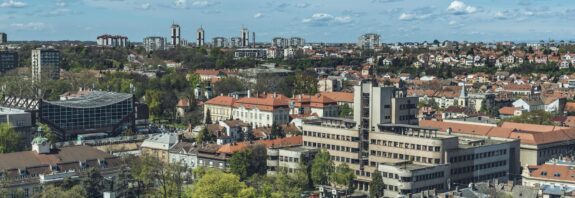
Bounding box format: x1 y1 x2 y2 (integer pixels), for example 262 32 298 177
370 170 385 198
190 170 250 198
213 77 247 96
229 149 251 180
37 185 88 198
339 103 353 118
82 168 104 198
311 149 334 185
0 123 21 153
205 109 213 124
499 110 555 126
196 126 213 144
38 123 57 144
330 163 356 194
293 72 318 95
229 145 267 180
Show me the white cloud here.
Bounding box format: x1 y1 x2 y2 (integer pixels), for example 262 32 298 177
302 13 352 26
447 0 477 15
253 12 263 19
398 12 434 21
295 3 310 8
191 0 217 8
56 1 66 7
174 0 186 9
141 2 150 9
45 8 72 16
449 20 457 25
0 0 27 8
11 22 46 31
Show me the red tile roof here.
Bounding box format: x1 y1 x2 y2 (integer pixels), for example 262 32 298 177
216 136 303 154
498 107 519 115
528 163 575 182
320 92 354 103
205 96 236 106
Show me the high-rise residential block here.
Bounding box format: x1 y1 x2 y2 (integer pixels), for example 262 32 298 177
196 26 205 47
0 50 18 72
31 48 60 82
143 36 165 52
171 23 181 46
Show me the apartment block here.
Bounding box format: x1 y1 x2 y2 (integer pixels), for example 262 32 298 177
267 146 317 174
301 80 520 196
31 48 60 82
0 50 18 72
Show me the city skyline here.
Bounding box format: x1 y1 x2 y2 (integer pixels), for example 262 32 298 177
0 0 575 42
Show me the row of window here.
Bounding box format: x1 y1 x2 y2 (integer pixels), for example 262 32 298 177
370 150 441 165
449 149 507 163
304 141 359 154
279 156 299 163
410 184 444 194
399 115 416 121
451 160 507 175
370 139 441 152
303 131 357 142
454 171 507 185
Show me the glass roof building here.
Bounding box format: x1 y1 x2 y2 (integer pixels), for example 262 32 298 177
39 91 135 140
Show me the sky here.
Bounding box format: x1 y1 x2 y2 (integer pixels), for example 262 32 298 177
1 0 575 43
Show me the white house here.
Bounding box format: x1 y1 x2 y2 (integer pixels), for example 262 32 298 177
512 98 544 112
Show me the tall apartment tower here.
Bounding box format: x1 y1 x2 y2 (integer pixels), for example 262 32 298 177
240 27 249 47
170 23 181 46
0 32 6 44
196 26 205 47
358 33 381 49
353 80 419 167
252 32 256 48
31 48 60 83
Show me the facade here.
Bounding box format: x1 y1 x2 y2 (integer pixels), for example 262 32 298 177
96 34 128 47
212 37 227 48
358 33 381 49
143 36 165 52
0 107 33 143
272 37 288 48
0 32 6 43
38 91 135 140
170 24 181 46
169 142 198 169
196 27 205 47
289 37 305 47
31 48 60 83
234 48 267 59
240 27 249 47
291 94 340 117
267 146 317 174
141 133 179 163
522 159 575 188
0 138 124 198
204 95 236 122
204 93 291 127
0 50 18 72
302 118 520 194
229 37 242 48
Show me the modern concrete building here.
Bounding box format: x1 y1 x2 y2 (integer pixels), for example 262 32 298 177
143 36 165 52
196 26 205 47
267 146 317 174
230 37 242 48
272 37 288 48
170 23 181 46
31 48 60 82
0 50 18 72
358 33 381 49
234 48 267 59
240 27 249 47
96 34 128 47
289 37 305 47
0 107 33 143
0 32 6 44
212 37 227 48
300 80 520 195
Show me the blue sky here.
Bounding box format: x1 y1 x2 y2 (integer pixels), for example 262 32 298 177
1 0 574 43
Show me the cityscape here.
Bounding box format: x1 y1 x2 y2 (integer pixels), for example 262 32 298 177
2 0 575 198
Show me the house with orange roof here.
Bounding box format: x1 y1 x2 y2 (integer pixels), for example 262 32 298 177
498 106 523 118
320 91 354 108
290 93 339 117
232 93 291 127
523 160 575 189
204 95 236 122
419 119 575 165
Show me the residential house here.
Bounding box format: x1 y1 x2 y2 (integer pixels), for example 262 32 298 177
513 98 545 112
141 133 179 163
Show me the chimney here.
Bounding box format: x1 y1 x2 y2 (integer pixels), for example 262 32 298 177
273 92 277 98
247 90 251 98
